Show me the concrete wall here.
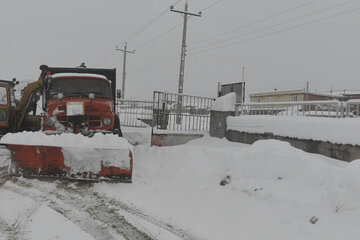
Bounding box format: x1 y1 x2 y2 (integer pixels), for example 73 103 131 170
210 110 360 162
151 133 204 146
226 130 360 162
210 110 235 138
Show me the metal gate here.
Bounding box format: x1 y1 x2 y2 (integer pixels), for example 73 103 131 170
116 92 214 133
116 99 153 127
152 91 214 133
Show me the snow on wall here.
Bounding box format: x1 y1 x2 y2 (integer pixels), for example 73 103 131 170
211 92 236 112
227 115 360 145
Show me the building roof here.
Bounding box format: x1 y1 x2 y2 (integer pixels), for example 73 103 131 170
250 89 343 98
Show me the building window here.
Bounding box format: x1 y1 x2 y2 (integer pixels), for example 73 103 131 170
290 95 298 101
254 97 260 102
267 97 273 102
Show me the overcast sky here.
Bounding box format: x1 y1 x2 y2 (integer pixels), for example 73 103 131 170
1 0 359 100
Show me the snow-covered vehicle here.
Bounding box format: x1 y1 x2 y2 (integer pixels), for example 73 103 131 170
0 65 133 182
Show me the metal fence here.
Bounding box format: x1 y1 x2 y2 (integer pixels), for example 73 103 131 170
235 99 360 118
152 91 215 132
116 99 153 127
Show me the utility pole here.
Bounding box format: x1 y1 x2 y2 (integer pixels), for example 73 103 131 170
170 2 201 124
306 81 309 101
241 67 245 103
116 43 135 99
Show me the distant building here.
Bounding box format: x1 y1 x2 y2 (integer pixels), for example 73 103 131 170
249 89 344 103
332 90 360 101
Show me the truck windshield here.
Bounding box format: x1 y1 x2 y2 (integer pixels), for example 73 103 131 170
49 78 111 99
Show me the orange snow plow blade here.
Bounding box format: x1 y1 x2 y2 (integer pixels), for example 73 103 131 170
4 144 133 183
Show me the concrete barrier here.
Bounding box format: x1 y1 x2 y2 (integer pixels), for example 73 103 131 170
209 110 360 162
226 130 360 162
210 110 235 138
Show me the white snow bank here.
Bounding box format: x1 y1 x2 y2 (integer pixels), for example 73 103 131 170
0 132 133 150
211 92 236 111
227 115 360 145
94 134 360 240
28 205 95 240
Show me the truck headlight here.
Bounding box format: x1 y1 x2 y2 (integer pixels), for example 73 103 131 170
46 118 55 127
103 117 111 126
0 110 7 121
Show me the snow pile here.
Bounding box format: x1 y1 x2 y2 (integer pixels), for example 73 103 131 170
227 115 360 145
94 134 360 240
0 132 133 150
29 206 95 240
211 92 236 112
63 148 131 172
0 132 133 173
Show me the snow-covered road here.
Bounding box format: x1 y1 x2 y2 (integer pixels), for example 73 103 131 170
1 127 360 240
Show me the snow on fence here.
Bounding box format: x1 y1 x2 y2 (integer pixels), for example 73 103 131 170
235 99 360 118
152 91 215 133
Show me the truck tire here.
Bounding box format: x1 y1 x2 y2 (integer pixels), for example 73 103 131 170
114 114 123 137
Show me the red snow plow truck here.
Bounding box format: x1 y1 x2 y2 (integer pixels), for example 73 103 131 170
0 65 132 182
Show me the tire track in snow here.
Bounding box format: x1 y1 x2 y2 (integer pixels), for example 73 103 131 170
0 167 9 187
58 181 202 240
0 187 44 240
3 180 124 240
4 179 154 240
0 219 10 240
93 192 203 240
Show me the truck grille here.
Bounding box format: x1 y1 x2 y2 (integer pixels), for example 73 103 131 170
56 115 101 127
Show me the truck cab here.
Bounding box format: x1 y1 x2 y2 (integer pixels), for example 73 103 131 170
0 80 16 133
40 66 121 136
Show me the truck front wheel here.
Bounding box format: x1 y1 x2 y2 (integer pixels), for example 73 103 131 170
113 114 123 137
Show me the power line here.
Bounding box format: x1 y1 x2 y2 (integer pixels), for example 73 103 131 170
130 55 179 77
118 0 183 46
188 5 360 55
191 0 319 47
134 22 183 50
190 0 358 51
134 0 227 51
199 0 227 12
128 51 179 74
93 0 183 66
92 48 115 66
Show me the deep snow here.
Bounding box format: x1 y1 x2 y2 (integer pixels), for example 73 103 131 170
1 128 360 239
211 92 236 112
95 132 360 240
